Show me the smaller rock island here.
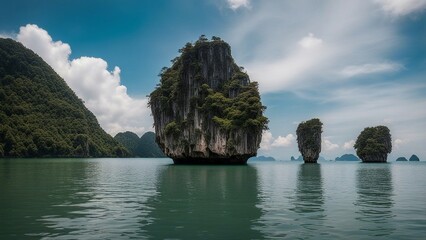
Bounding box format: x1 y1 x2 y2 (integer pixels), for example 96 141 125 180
335 154 360 161
296 118 323 163
395 157 408 161
409 154 420 161
354 126 392 163
149 36 268 164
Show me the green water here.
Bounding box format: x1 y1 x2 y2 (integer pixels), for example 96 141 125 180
1 159 425 239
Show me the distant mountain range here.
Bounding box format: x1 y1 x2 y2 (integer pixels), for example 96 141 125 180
289 154 361 161
248 156 276 162
114 131 166 158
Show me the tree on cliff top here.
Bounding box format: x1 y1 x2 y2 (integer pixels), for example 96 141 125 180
354 126 392 161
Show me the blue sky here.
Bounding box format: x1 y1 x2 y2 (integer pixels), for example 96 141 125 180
1 0 425 160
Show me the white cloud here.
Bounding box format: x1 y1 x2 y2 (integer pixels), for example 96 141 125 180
260 130 273 150
298 33 323 49
343 140 355 150
375 0 426 16
260 130 295 150
394 138 407 149
272 134 295 147
17 24 152 136
340 62 403 78
228 1 399 93
227 0 250 10
323 139 339 151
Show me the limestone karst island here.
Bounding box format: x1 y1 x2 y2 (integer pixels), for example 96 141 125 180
149 36 268 164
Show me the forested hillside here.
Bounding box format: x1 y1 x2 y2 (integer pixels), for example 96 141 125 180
0 38 128 157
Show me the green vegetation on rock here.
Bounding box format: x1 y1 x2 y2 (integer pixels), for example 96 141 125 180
296 118 323 163
0 38 128 157
354 126 392 163
148 36 267 163
114 131 140 156
149 36 268 134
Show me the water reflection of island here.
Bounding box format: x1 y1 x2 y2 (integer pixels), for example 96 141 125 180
290 163 326 235
292 163 324 214
143 165 263 239
355 164 395 237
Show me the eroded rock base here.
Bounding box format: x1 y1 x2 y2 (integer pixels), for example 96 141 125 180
360 154 388 163
172 156 250 165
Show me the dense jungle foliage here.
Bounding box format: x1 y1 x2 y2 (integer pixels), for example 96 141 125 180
0 38 128 157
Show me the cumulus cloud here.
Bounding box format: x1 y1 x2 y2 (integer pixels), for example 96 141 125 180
375 0 426 16
17 24 151 136
340 62 403 78
260 130 295 150
298 33 323 49
260 130 273 150
323 139 339 151
394 138 407 149
272 134 295 147
227 0 250 10
343 140 355 150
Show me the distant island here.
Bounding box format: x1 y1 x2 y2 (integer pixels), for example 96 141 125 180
0 39 128 157
335 154 360 161
395 155 420 161
248 156 275 162
114 131 166 158
149 36 268 164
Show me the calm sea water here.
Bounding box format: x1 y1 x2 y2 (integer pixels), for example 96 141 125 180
1 159 425 239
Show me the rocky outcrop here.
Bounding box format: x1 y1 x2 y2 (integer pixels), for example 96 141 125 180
409 154 420 161
296 118 323 163
396 157 408 161
149 36 268 164
354 126 392 163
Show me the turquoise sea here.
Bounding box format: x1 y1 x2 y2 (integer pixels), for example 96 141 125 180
1 158 425 239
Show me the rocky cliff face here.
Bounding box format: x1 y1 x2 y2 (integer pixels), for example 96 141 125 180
149 37 268 164
296 118 323 163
